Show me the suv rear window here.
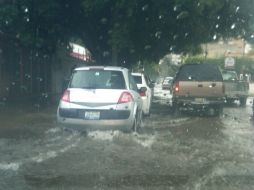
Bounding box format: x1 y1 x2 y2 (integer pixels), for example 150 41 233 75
132 75 142 84
222 70 238 81
70 70 126 89
176 64 223 81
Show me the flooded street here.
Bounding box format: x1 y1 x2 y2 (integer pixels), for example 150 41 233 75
1 93 254 190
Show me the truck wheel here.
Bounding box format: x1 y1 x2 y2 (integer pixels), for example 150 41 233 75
240 97 247 106
226 99 234 105
172 102 181 117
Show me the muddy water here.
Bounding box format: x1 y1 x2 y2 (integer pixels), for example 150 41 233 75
1 98 254 189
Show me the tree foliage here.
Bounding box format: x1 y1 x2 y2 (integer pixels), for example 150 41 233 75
0 0 253 66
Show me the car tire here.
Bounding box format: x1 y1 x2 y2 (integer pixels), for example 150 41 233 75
173 102 181 117
240 97 247 107
214 105 223 117
132 114 138 132
133 110 143 133
144 109 151 117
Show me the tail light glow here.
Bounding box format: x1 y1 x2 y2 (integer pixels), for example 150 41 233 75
118 92 134 104
173 81 180 94
139 91 146 97
61 90 70 102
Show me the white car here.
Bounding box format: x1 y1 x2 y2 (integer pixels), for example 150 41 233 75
162 76 173 90
131 72 153 116
57 66 143 132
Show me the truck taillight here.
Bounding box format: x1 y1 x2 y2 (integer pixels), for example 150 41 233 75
139 91 146 97
173 81 180 94
118 92 134 104
61 90 70 102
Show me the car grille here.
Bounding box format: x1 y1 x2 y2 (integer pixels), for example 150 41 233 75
59 108 130 120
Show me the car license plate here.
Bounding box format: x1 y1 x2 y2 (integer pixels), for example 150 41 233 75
85 111 100 120
195 98 205 103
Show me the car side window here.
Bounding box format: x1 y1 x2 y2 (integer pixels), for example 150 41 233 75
129 72 138 92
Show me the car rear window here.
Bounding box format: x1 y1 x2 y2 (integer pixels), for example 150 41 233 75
163 78 173 84
132 75 142 84
222 71 238 81
176 64 223 81
70 70 126 89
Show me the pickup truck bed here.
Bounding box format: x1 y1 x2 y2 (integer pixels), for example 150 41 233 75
222 70 249 106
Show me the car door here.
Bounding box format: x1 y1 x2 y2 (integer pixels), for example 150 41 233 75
144 75 152 106
128 72 142 115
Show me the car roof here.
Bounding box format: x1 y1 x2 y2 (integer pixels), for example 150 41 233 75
164 76 173 79
131 72 143 76
74 66 129 72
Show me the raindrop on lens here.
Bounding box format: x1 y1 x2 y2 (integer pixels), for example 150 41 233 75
231 23 236 29
144 45 151 50
142 5 148 11
236 6 240 13
101 18 107 24
213 34 217 40
103 51 110 57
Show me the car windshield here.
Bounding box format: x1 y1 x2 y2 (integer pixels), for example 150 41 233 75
70 70 126 89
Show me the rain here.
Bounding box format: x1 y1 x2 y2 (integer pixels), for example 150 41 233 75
0 0 254 189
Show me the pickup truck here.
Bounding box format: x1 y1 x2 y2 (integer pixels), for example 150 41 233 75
172 63 225 116
221 70 249 106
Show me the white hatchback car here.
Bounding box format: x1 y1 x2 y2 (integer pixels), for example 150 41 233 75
131 72 153 116
57 66 143 132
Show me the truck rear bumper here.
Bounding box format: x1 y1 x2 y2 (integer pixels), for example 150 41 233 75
173 97 225 109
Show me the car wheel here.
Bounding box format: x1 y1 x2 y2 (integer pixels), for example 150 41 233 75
132 116 138 132
173 103 181 117
214 105 223 117
240 97 247 107
133 110 143 133
144 108 151 117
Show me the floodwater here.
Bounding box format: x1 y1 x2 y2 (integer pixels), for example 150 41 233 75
1 86 254 190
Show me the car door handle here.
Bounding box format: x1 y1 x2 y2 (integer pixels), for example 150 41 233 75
198 84 203 87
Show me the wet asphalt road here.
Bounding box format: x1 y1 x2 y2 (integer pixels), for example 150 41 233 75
1 96 254 190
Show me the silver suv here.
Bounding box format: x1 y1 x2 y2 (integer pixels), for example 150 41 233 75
57 66 143 132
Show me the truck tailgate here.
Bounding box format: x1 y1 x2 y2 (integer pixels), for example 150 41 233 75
177 81 224 97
